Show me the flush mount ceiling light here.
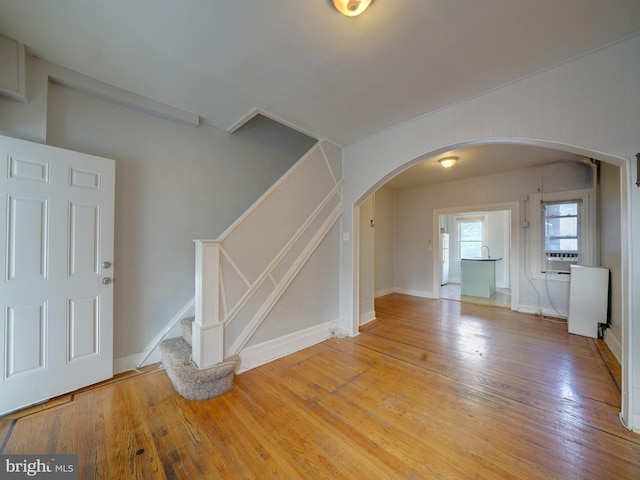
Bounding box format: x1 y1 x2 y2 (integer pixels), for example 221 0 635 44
438 157 458 168
333 0 373 17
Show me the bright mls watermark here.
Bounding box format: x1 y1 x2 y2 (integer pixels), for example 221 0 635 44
1 455 77 479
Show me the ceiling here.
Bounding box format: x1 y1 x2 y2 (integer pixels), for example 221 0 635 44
1 0 640 149
384 144 588 190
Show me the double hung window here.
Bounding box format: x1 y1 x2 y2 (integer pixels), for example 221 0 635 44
541 200 581 272
457 217 485 260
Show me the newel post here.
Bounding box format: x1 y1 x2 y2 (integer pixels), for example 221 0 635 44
193 239 224 369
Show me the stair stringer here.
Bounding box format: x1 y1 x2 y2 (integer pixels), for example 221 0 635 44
193 140 343 370
226 201 342 356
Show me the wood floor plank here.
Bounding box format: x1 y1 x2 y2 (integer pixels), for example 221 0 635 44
1 293 638 478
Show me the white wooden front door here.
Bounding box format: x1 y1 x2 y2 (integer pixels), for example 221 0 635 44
0 135 115 415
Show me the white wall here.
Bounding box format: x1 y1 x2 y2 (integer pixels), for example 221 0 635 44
374 187 395 297
245 224 341 345
359 195 375 323
341 35 640 429
600 161 623 360
0 56 313 364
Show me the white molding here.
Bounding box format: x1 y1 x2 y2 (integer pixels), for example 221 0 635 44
539 308 568 320
216 140 325 241
515 304 542 315
114 348 172 375
47 66 199 127
529 189 595 281
192 322 224 368
194 240 220 326
114 352 147 375
226 107 320 142
633 412 640 433
432 201 520 315
359 309 376 325
226 108 261 133
374 288 395 298
228 203 342 355
359 315 378 327
605 327 622 364
223 184 343 329
394 287 434 299
514 304 569 320
134 296 195 369
237 321 333 373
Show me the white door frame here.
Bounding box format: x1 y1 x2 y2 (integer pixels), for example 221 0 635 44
432 202 519 306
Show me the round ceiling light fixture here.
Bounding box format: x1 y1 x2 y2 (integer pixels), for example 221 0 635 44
333 0 373 17
438 157 458 168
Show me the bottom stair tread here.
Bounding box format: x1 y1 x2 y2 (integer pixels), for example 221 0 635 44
159 337 238 401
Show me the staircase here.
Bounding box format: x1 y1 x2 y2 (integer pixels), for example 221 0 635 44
158 140 342 400
159 318 239 400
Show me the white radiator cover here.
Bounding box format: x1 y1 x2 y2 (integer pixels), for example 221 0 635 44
568 265 609 338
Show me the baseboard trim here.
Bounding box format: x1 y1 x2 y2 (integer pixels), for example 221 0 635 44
374 288 395 298
237 321 333 373
360 315 378 327
113 351 158 375
633 413 640 433
394 288 434 299
604 327 622 364
115 318 335 376
360 309 376 325
113 297 195 374
514 304 567 319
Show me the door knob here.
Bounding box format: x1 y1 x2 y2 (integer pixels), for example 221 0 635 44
102 277 112 285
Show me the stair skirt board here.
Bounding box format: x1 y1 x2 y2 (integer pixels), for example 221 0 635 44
159 336 239 401
180 316 194 346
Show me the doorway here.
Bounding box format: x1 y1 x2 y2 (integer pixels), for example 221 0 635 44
433 204 517 310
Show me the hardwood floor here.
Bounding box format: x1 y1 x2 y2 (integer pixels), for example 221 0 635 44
1 293 638 479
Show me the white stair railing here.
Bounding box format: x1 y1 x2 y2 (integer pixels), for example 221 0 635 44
193 140 342 368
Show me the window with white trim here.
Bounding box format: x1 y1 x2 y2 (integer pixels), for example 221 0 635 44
541 200 581 272
529 190 593 280
456 216 486 260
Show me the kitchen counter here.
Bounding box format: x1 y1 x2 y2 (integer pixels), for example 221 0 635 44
461 257 502 298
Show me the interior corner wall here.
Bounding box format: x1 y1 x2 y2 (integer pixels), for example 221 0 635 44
341 34 640 429
600 161 623 359
373 187 394 297
359 195 375 323
1 56 304 361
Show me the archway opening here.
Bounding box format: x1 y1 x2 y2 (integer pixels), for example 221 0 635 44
354 139 629 376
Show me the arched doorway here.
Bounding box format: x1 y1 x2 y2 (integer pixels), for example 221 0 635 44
344 138 631 428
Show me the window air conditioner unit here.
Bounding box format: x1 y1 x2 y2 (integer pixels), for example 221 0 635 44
544 251 579 273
